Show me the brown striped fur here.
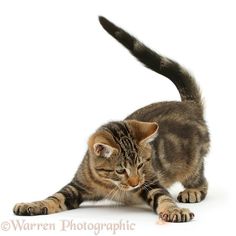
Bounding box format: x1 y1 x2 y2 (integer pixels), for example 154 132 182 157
13 17 210 223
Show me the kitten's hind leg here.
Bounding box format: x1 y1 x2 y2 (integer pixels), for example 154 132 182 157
177 168 208 203
13 181 90 216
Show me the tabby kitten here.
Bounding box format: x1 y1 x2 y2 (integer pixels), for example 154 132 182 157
13 16 210 223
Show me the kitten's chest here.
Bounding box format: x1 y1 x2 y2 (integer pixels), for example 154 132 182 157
111 190 144 205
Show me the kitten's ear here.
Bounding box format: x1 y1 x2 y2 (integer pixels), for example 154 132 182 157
88 130 119 158
126 120 159 145
93 143 114 158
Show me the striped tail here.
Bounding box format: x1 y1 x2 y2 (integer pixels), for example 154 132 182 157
99 16 202 105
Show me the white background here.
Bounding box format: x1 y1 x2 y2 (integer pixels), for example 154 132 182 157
0 0 235 235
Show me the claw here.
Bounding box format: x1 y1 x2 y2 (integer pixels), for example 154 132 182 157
172 214 177 222
27 207 32 214
190 213 195 219
42 207 48 215
163 214 169 221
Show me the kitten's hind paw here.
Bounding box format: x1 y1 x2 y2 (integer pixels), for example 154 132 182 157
177 189 206 203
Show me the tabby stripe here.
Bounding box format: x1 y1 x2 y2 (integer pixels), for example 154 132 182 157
87 165 103 186
140 187 149 201
126 157 135 167
152 192 167 212
103 126 126 156
123 122 133 137
147 197 152 205
60 191 80 210
104 126 120 141
58 187 82 210
115 122 129 137
47 196 64 210
59 187 76 200
95 168 114 172
87 160 112 188
139 181 162 201
187 192 190 203
140 183 171 213
47 196 60 203
69 181 90 194
152 193 161 212
104 123 137 159
75 178 93 191
66 185 78 198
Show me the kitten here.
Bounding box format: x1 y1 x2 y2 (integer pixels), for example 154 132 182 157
13 16 210 223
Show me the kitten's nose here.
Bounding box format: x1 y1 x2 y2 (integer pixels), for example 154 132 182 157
127 176 139 187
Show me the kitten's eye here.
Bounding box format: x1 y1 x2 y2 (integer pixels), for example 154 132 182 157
116 169 126 175
137 163 144 169
95 168 114 172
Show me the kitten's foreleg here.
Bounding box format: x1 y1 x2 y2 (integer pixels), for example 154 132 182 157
140 182 194 222
13 180 90 216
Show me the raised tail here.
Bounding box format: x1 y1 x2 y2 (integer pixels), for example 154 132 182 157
99 16 202 105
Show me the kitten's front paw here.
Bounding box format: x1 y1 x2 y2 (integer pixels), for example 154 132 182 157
159 207 194 223
13 202 48 216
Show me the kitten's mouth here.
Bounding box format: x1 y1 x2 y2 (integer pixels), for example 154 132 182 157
108 179 144 191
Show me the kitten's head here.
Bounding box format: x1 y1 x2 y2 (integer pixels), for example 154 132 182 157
88 120 158 191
